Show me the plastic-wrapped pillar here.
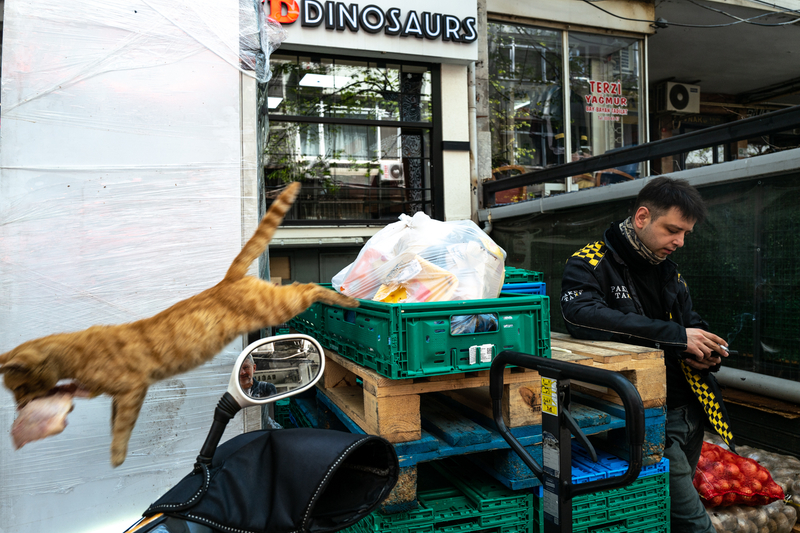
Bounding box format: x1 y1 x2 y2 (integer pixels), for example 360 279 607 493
0 1 283 531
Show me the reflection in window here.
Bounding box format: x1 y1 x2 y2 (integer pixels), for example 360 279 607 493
487 23 645 195
568 32 642 182
263 54 434 222
488 23 564 171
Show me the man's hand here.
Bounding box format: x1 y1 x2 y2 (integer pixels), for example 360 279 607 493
684 328 728 370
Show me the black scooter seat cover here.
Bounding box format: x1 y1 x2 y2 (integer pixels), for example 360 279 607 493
145 428 399 533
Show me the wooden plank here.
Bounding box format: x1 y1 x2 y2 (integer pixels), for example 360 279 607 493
440 380 542 428
324 348 544 398
364 389 421 443
571 362 667 409
421 396 493 447
552 351 595 365
551 332 663 360
323 349 399 389
320 355 360 389
552 340 637 364
322 386 367 429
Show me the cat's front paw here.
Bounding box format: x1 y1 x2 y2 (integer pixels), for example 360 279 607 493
332 292 360 308
110 443 128 467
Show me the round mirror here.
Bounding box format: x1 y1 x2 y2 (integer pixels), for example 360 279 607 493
230 334 324 406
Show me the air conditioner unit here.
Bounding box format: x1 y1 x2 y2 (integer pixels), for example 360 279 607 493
380 160 405 185
657 82 701 114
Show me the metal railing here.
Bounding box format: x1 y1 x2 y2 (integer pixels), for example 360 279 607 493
483 105 800 207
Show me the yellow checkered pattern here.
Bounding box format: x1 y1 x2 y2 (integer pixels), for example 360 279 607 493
680 361 735 447
572 241 606 267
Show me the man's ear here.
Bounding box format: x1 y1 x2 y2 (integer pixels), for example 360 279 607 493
633 206 651 230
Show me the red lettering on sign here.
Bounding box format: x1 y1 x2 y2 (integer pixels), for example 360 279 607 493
270 0 300 23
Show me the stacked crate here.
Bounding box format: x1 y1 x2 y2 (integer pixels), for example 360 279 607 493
344 459 535 533
340 447 669 533
288 267 669 532
290 283 551 379
532 449 670 533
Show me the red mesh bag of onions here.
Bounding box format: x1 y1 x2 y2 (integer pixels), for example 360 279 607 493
694 442 785 507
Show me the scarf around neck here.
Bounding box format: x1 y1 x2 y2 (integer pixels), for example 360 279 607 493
619 216 665 266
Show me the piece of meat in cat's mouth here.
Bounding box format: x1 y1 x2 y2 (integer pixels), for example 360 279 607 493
11 381 91 449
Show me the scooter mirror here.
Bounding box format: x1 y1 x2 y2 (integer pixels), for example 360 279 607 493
227 334 325 409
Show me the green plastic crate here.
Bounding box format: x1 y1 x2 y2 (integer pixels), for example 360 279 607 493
273 398 315 429
504 267 544 284
273 399 292 427
342 459 534 533
532 472 669 533
290 285 550 379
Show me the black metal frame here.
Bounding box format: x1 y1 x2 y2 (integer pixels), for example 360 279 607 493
490 351 645 533
483 105 800 207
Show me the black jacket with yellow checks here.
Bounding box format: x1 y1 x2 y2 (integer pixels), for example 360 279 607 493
561 229 711 410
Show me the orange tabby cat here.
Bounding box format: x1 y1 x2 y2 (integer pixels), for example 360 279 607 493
0 182 357 466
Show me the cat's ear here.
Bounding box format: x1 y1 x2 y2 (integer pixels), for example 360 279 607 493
0 348 47 374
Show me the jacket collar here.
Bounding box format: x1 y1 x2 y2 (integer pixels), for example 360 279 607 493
603 226 678 283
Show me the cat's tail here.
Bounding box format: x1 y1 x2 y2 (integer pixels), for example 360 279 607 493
224 182 301 282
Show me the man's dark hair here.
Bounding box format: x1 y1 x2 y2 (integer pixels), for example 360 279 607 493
634 177 707 224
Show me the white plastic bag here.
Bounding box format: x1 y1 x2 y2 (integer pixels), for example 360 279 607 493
332 212 506 303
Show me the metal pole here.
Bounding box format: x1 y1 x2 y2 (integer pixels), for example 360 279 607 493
716 367 800 404
561 30 574 193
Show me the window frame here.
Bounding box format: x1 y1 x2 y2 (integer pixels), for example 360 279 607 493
264 51 443 226
486 19 649 196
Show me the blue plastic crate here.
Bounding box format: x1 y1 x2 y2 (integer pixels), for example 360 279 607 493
470 439 668 491
501 282 546 295
571 446 670 482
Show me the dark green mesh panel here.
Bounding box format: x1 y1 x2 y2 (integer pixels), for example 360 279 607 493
491 172 800 381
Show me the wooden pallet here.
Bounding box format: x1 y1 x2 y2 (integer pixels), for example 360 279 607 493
314 388 628 513
319 348 543 443
550 332 666 409
319 333 666 442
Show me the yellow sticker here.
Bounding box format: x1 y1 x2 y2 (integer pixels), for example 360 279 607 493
542 377 558 416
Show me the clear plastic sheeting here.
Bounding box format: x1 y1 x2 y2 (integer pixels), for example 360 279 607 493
0 0 279 531
1 0 283 118
332 212 507 303
241 0 288 82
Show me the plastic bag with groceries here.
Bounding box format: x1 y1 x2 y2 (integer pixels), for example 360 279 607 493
332 212 506 303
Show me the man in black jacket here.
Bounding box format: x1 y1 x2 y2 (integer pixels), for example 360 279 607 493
561 177 732 533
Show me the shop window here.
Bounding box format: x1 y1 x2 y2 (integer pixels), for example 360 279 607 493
568 33 642 180
488 24 564 170
488 23 645 191
262 54 436 223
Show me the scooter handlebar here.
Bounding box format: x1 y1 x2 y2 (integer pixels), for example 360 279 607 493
489 350 645 498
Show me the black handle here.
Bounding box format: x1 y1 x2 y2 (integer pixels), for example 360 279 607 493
194 392 242 469
489 350 644 497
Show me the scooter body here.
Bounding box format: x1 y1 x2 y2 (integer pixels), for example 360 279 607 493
125 334 399 533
